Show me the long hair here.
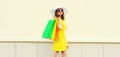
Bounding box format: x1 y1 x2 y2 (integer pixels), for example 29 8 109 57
54 8 65 20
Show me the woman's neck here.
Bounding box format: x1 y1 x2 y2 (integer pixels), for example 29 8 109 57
55 16 62 21
57 16 61 19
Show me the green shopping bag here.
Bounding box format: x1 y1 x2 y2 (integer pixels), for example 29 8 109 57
42 19 55 39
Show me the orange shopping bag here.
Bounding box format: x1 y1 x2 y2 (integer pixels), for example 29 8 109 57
51 19 59 41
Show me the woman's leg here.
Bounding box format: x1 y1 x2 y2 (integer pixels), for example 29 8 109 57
52 51 59 57
61 51 67 57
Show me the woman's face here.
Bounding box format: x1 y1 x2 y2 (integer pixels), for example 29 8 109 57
56 8 63 16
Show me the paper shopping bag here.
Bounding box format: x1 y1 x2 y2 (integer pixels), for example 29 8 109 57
42 19 55 39
51 19 59 41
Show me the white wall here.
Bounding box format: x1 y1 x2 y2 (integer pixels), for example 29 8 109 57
0 42 120 57
0 0 120 57
0 0 120 42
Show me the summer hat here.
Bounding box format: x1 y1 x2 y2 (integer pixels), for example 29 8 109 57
50 5 68 16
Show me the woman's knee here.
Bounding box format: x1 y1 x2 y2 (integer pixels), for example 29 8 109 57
54 51 59 54
61 51 67 55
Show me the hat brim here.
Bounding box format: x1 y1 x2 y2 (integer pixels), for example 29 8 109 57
50 7 68 16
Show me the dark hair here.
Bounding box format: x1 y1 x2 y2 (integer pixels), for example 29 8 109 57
54 8 65 20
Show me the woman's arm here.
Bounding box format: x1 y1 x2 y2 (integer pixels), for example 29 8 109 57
56 18 63 30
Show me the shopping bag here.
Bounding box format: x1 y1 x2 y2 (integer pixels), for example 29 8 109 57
42 19 55 39
51 19 59 41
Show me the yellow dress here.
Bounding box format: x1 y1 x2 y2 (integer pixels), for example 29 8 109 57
52 18 68 51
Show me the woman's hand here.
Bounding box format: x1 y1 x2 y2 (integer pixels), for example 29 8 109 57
58 23 62 29
56 17 62 30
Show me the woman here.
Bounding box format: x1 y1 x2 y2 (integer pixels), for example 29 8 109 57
52 7 69 57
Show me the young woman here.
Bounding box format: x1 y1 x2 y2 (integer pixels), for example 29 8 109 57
52 7 69 57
